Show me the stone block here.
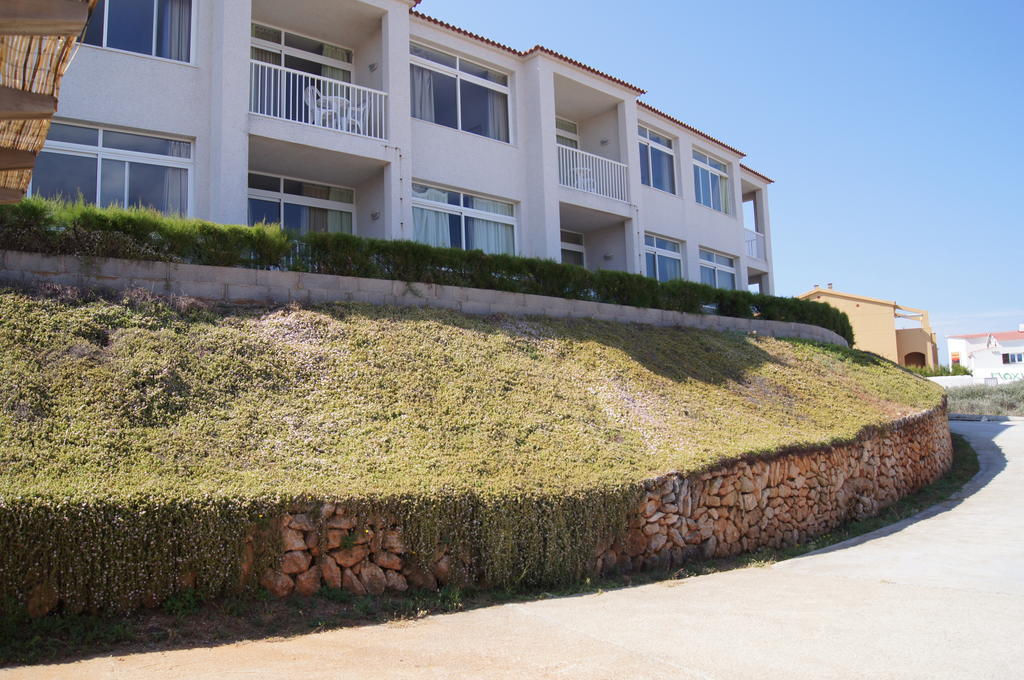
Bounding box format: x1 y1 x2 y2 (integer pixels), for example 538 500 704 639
569 300 600 319
256 269 300 289
226 284 274 304
173 281 226 300
4 250 63 274
459 301 492 316
170 263 256 285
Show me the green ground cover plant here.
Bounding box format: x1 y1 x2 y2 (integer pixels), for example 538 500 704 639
0 434 977 667
0 286 938 617
906 364 972 377
947 381 1024 416
0 197 853 343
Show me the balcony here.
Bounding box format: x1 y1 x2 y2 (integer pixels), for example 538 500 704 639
745 229 766 261
557 145 629 203
249 61 388 141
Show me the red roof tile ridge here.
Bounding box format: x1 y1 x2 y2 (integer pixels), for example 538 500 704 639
740 163 774 184
410 12 645 94
637 101 745 158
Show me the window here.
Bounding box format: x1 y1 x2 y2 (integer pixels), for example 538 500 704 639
644 234 684 282
638 126 676 194
83 0 192 63
1004 353 1024 364
411 182 515 255
560 230 585 267
699 248 737 290
693 149 731 214
556 118 579 149
410 43 510 143
31 122 191 214
247 173 354 235
250 23 353 82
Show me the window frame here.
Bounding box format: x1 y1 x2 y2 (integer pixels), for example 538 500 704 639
1003 352 1024 365
411 181 518 255
643 233 685 282
409 42 513 144
247 172 357 235
560 229 585 267
698 247 737 290
692 148 733 215
30 122 194 215
83 0 197 65
555 118 580 149
250 22 355 83
638 125 677 195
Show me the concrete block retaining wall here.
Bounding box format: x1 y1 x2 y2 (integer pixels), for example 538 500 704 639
259 406 952 599
0 250 848 346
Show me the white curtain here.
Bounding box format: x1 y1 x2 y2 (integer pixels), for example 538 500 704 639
413 207 451 248
157 0 191 62
410 65 435 123
487 89 509 142
466 217 513 255
163 166 188 215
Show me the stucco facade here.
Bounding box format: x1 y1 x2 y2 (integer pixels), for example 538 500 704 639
947 328 1024 384
36 0 775 292
798 287 938 367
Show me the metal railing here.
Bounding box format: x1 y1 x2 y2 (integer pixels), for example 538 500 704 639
557 144 629 203
249 60 388 140
745 229 767 261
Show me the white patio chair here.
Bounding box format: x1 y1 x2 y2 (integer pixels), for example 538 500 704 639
571 167 597 193
304 86 364 134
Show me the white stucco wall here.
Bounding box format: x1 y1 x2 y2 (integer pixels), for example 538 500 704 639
49 0 775 287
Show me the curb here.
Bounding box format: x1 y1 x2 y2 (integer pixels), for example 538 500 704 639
949 413 1024 423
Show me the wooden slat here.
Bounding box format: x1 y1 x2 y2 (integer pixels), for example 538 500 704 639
0 87 56 120
0 187 26 204
0 0 90 36
0 148 37 170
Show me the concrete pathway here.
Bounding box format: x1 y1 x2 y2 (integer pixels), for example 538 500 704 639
6 421 1022 679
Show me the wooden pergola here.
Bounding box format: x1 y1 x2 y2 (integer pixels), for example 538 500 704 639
0 0 96 203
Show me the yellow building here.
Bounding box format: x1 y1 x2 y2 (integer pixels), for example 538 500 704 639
797 286 938 367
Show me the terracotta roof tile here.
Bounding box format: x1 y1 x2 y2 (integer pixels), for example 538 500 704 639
740 163 774 184
949 331 1024 342
410 12 645 94
637 102 745 158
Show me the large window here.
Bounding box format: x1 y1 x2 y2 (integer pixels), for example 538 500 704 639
644 234 683 282
692 149 731 214
83 0 192 63
639 126 676 194
699 248 736 290
248 173 354 235
411 182 515 255
410 43 510 143
1003 353 1024 364
31 123 191 214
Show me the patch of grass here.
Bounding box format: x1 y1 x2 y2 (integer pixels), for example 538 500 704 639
0 288 943 613
947 381 1024 417
0 431 978 668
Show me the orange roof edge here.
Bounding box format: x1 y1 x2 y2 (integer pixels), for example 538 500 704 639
638 102 745 158
740 163 774 184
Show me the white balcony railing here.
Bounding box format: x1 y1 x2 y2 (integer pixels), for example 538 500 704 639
249 60 387 140
745 229 767 261
557 145 629 203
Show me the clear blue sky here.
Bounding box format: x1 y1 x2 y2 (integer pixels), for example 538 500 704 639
416 0 1022 361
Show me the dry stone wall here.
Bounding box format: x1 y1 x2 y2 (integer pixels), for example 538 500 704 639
260 406 952 597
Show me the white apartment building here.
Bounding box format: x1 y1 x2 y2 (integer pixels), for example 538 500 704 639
30 0 776 292
947 326 1024 385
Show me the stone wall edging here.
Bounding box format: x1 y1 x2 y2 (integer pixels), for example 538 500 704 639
0 249 848 346
256 404 952 599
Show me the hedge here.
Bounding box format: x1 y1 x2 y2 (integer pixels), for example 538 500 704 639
0 198 853 344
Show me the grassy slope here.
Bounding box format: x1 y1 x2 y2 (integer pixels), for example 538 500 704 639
0 289 942 503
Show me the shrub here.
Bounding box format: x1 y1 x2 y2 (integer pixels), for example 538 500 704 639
0 198 855 343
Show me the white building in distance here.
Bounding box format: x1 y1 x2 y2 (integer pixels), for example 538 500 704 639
29 0 776 292
948 326 1024 384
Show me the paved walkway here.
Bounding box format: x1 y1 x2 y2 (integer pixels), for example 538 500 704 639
7 421 1022 679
